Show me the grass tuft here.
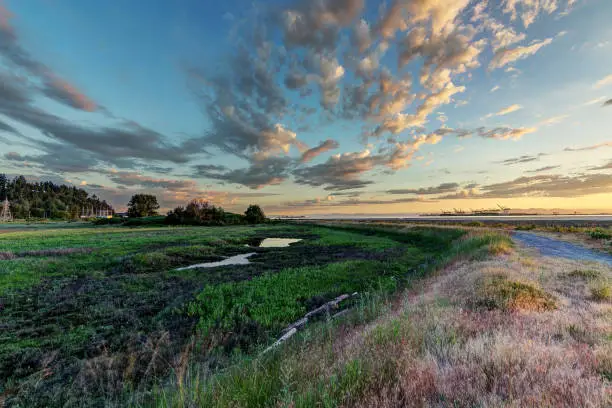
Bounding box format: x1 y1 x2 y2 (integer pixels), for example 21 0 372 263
475 275 556 312
568 269 601 279
590 280 611 301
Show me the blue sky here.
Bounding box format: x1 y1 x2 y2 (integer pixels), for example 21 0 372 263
0 0 611 214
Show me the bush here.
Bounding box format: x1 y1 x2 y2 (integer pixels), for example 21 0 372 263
590 280 611 301
165 200 245 226
475 275 556 312
92 217 124 225
589 228 612 240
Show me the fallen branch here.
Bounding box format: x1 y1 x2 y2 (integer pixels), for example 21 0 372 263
263 292 358 354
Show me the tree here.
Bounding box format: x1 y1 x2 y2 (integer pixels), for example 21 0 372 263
245 204 266 224
0 173 7 200
127 194 160 217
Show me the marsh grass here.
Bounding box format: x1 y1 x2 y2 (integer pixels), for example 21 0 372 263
135 231 522 408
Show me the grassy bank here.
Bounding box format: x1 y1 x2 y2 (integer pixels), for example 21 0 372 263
0 223 489 407
144 231 610 408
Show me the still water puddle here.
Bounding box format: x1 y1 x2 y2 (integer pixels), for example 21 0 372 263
250 238 302 248
175 253 255 270
176 238 302 270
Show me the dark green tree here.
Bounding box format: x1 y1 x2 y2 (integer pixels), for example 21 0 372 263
244 204 266 224
127 194 160 217
1 175 112 219
0 173 7 200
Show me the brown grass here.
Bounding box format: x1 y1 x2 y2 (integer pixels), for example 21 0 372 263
298 245 610 406
0 248 94 260
0 251 15 260
150 233 612 407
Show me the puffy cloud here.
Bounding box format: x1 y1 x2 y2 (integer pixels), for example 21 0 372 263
281 0 364 50
352 19 372 52
373 82 465 136
564 142 612 152
502 0 571 28
308 52 346 109
399 26 483 90
489 38 553 70
300 139 339 163
380 0 470 38
593 74 612 89
490 85 501 92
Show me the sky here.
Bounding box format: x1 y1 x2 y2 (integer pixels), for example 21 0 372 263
0 0 611 215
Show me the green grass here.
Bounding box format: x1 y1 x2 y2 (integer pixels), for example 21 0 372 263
0 222 508 407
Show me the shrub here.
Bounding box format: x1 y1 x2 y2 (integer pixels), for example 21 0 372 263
567 269 601 279
475 275 556 312
590 280 611 301
589 228 612 240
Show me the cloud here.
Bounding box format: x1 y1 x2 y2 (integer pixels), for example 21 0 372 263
564 142 612 152
498 153 546 165
107 171 197 191
476 173 612 198
588 160 612 171
526 165 561 173
0 117 19 135
490 85 501 93
194 157 294 189
593 74 612 89
477 126 537 140
538 115 569 126
484 103 522 118
41 76 98 112
387 182 460 195
583 96 607 106
489 38 553 70
293 149 377 191
0 4 99 112
604 99 612 107
300 139 339 163
281 0 364 51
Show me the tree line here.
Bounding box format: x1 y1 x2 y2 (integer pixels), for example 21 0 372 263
0 174 113 220
0 175 267 224
126 194 266 225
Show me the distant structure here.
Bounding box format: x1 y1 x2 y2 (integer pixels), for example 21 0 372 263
80 206 112 219
0 198 12 222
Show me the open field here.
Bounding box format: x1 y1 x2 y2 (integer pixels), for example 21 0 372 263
152 231 611 408
1 222 609 407
0 222 500 407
